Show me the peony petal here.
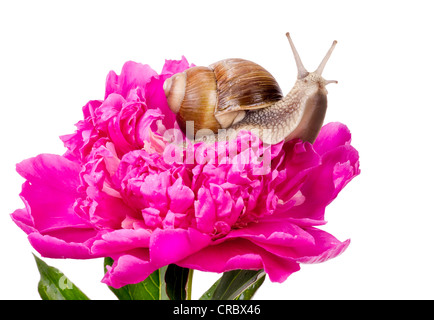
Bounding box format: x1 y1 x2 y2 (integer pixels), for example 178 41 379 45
145 75 178 129
60 99 103 161
146 57 192 131
228 220 350 264
223 220 315 248
313 122 352 156
167 178 194 213
295 228 351 264
105 70 119 99
287 139 360 222
161 56 193 75
140 172 170 211
178 239 300 283
108 115 133 156
194 187 216 233
16 154 89 233
27 231 99 259
95 93 125 131
149 228 211 266
10 208 35 235
92 228 152 256
102 249 155 288
272 141 321 206
79 145 135 229
136 108 165 146
118 61 158 99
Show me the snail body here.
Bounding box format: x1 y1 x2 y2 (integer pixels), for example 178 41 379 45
163 33 337 144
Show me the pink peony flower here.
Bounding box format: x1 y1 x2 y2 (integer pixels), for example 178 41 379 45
11 57 360 288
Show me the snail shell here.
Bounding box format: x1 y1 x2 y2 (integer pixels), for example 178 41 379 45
163 58 283 136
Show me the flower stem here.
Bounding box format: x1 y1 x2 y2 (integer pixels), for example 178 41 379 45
186 268 194 300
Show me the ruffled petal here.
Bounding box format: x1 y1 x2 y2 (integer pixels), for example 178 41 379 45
106 61 158 99
313 122 352 156
10 208 35 235
223 220 315 248
289 154 359 222
27 231 99 259
161 56 193 75
149 228 211 266
225 220 350 264
102 249 154 288
16 154 89 233
103 228 211 289
178 239 300 283
91 228 152 256
145 75 178 130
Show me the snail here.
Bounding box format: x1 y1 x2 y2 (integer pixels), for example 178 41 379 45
163 33 337 145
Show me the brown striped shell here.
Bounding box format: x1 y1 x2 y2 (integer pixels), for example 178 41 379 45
163 58 283 136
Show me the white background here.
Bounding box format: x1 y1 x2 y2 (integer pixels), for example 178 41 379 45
1 0 433 300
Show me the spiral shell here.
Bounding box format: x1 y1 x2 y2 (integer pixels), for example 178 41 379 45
164 58 283 135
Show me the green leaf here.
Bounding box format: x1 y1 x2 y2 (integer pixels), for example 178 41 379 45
211 269 266 300
104 257 169 300
199 278 221 300
235 273 266 300
201 271 266 300
33 254 89 300
165 264 193 300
